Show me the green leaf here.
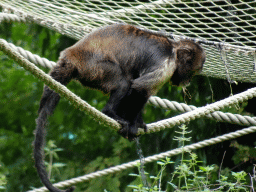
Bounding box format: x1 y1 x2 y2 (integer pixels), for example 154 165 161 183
129 173 140 177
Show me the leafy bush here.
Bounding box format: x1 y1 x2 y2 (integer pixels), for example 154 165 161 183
128 125 255 191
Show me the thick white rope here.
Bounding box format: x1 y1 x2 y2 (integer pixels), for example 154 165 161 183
148 96 256 126
0 39 55 68
143 87 256 135
27 126 256 192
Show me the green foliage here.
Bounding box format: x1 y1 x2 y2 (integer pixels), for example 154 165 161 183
0 164 7 191
128 125 254 191
44 140 66 182
230 141 256 165
0 42 42 191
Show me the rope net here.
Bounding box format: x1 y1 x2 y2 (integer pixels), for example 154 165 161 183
0 0 256 83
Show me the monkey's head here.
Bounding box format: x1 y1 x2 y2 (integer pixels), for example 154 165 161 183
171 40 206 86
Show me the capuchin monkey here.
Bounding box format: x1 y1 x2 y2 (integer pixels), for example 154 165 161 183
34 23 205 192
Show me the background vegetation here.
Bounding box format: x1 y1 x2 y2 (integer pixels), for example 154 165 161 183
0 21 255 191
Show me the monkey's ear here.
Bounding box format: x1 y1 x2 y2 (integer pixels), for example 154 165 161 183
177 48 193 65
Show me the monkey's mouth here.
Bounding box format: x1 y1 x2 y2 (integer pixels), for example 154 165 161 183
170 80 190 87
182 81 191 87
170 71 192 87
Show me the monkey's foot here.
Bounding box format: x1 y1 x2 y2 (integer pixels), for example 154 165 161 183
140 123 147 133
118 121 138 141
117 120 129 138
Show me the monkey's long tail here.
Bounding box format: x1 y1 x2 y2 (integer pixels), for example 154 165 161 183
34 60 76 192
35 108 75 192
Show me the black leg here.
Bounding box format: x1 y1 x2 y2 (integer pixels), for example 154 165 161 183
136 111 147 132
102 79 131 135
116 88 149 140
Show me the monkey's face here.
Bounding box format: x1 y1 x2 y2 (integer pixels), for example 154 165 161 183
171 40 206 86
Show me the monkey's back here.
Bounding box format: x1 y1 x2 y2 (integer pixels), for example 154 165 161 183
60 24 174 92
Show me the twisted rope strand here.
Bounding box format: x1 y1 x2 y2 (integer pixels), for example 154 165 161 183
27 126 256 192
148 96 256 126
0 39 56 68
142 88 256 135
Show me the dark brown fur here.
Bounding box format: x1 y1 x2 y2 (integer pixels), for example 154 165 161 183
34 23 206 192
